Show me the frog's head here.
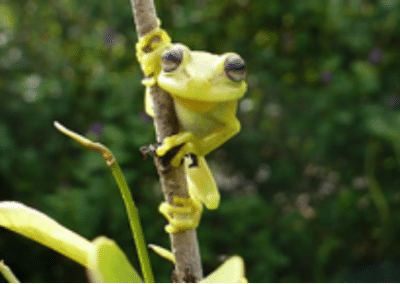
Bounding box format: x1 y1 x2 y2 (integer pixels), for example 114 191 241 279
157 44 247 102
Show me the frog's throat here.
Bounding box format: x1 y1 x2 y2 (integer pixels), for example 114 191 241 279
172 96 219 113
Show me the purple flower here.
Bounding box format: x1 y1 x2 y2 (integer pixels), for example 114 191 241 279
320 70 333 84
368 48 383 65
88 122 104 136
103 28 116 48
385 94 400 110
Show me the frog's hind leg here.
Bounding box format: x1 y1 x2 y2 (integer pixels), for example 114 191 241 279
158 155 219 233
186 156 220 210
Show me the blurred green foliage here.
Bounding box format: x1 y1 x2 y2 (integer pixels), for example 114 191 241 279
1 0 400 282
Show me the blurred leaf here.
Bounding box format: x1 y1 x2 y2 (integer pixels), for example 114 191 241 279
87 236 142 283
0 201 93 267
201 256 246 283
351 61 379 95
0 4 17 31
364 105 400 140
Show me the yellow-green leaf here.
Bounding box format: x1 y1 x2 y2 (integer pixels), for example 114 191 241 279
87 236 142 283
0 201 93 267
201 256 247 283
0 4 17 30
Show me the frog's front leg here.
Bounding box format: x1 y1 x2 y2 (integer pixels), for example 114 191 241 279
159 195 203 233
157 133 205 233
156 132 200 167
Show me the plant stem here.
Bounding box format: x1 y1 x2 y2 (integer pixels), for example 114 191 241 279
54 121 154 283
0 260 19 283
109 161 154 283
365 138 391 248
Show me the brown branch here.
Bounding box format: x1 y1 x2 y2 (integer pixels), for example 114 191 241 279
129 0 203 282
129 0 158 37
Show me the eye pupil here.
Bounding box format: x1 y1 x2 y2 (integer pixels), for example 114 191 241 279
161 46 184 72
225 60 245 71
224 55 246 82
162 51 181 63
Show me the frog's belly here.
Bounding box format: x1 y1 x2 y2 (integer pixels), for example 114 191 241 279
174 101 222 138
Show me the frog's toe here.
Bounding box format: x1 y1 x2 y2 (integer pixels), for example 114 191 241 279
170 150 186 167
171 143 198 167
164 212 201 234
156 143 171 156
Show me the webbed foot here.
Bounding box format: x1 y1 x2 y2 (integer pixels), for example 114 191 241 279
159 196 203 233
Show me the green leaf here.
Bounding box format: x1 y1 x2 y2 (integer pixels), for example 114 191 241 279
364 105 400 140
201 256 246 283
0 201 93 267
87 236 142 283
351 61 379 95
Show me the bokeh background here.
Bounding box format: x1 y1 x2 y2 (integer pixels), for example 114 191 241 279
1 0 400 282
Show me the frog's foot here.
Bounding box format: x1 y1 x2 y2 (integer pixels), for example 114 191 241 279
159 196 203 233
156 132 199 167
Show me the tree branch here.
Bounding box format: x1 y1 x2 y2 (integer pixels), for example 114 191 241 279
129 0 203 282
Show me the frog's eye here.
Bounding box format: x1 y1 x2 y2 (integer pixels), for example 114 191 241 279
224 55 246 82
161 46 184 72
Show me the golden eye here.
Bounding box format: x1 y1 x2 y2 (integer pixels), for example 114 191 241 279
224 54 246 82
161 45 184 72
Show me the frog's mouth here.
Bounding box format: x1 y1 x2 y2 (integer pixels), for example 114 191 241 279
160 77 247 103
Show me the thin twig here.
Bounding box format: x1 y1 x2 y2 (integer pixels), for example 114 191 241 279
129 0 203 282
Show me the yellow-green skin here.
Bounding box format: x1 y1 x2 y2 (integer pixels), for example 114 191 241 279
136 26 247 233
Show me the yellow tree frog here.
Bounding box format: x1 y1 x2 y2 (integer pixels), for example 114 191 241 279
136 26 247 233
